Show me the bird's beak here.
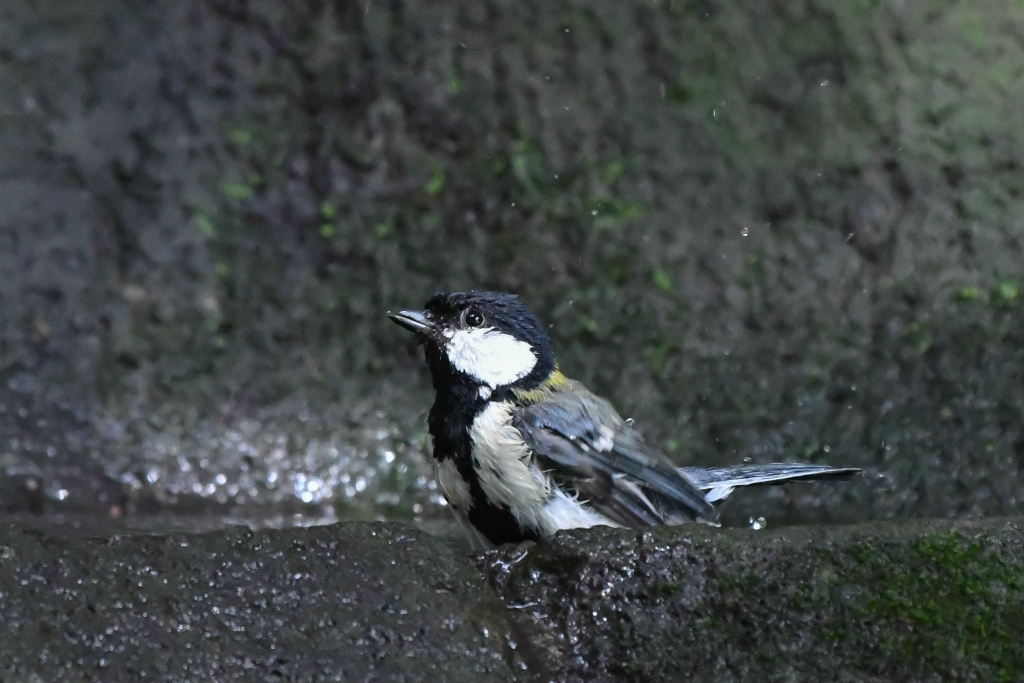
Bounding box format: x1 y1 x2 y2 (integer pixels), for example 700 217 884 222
388 309 434 336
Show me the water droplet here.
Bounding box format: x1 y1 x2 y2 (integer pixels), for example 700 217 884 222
740 227 749 237
749 516 766 531
624 418 635 427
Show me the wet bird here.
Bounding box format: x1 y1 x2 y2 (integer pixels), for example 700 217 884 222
389 290 860 547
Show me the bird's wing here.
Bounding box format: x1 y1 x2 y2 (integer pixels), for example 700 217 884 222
680 464 863 503
512 386 718 527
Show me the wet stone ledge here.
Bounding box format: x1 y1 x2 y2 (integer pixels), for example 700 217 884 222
0 523 525 683
1 518 1023 682
487 518 1024 683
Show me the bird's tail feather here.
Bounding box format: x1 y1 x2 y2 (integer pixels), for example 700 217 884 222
679 463 862 503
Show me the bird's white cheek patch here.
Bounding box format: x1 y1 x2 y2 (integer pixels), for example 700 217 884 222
446 328 537 388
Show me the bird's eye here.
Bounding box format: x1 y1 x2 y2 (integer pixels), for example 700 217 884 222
464 309 484 327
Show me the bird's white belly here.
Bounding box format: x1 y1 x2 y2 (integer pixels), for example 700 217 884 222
434 458 472 511
469 402 550 529
469 400 619 535
536 489 620 534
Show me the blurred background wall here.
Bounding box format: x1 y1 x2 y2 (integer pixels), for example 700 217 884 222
1 0 1022 527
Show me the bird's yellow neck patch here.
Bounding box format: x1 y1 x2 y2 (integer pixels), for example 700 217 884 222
512 368 569 404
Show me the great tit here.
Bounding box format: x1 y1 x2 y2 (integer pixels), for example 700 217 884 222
390 290 860 547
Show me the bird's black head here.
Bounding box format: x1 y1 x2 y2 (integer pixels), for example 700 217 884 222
389 290 556 399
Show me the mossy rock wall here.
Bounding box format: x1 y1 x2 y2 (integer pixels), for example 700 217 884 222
1 0 1022 518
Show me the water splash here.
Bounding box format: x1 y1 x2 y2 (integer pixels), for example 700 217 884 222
101 393 445 522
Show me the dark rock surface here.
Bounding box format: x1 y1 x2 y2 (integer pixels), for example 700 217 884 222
2 518 1023 682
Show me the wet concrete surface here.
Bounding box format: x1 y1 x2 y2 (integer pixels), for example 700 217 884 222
2 517 1022 682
